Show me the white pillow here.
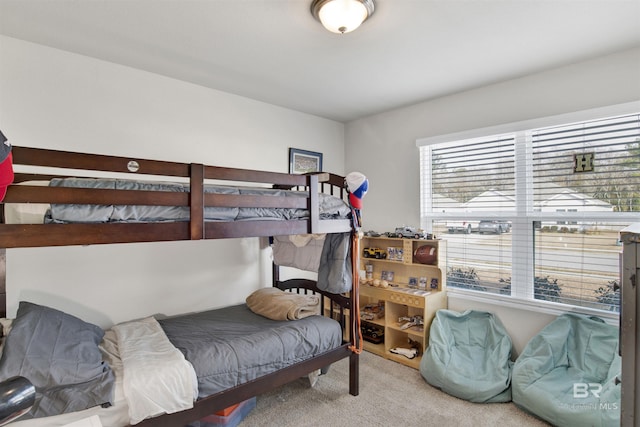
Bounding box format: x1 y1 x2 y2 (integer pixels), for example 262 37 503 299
3 180 50 224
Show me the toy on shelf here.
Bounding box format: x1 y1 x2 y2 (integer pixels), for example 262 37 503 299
398 315 424 330
361 302 385 320
413 245 437 265
390 347 417 359
361 323 384 344
362 278 391 288
390 338 422 359
394 226 433 240
372 227 435 240
362 247 387 259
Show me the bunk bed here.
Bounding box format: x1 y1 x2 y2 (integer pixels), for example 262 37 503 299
0 146 361 427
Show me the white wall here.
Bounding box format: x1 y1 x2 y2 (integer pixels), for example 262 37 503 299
0 36 345 327
447 295 557 357
345 47 640 349
345 47 640 231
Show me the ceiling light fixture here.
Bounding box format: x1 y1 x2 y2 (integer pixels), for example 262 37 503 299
310 0 375 34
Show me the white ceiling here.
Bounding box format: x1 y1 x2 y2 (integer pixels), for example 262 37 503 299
1 0 639 122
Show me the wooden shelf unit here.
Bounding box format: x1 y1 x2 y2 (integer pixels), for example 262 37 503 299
359 236 447 369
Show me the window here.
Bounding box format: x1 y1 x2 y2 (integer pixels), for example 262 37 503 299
419 109 640 313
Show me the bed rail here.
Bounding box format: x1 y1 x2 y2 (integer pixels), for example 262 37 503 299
274 274 352 341
0 146 352 248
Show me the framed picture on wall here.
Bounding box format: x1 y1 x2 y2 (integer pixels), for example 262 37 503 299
289 148 323 174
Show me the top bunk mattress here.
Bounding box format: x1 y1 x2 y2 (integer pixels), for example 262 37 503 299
4 177 351 224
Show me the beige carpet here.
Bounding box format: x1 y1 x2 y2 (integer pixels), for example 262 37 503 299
240 351 549 427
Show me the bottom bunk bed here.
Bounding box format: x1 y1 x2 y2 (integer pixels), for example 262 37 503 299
0 275 359 427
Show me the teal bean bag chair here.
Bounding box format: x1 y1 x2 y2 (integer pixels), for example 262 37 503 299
420 309 513 403
512 313 620 427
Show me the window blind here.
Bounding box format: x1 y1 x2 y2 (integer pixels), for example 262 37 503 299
530 113 640 311
423 135 517 295
430 135 515 211
420 111 640 313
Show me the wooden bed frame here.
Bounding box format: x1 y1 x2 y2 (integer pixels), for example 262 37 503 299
0 146 360 426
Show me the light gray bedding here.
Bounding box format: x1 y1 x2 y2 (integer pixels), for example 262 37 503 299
0 302 115 420
45 178 350 223
158 304 342 399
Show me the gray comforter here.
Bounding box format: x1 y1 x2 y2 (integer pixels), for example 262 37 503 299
0 302 115 419
158 304 342 399
46 178 350 223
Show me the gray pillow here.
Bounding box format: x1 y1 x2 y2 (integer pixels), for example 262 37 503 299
0 302 115 418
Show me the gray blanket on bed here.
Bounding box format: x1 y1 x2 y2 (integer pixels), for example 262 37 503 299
45 178 350 223
0 302 115 419
158 304 342 399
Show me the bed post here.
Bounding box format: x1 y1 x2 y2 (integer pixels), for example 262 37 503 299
348 229 360 396
189 163 204 240
350 351 359 396
0 248 5 318
272 257 280 286
308 175 320 232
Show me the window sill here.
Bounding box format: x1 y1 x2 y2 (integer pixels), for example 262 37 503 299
446 288 620 326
